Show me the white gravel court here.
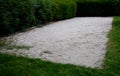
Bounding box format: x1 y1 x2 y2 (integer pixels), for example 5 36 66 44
0 17 113 68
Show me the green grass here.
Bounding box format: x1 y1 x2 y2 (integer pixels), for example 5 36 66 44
105 16 120 74
0 17 120 76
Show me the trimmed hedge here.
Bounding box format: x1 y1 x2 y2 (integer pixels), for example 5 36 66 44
52 0 77 20
114 0 120 15
0 0 35 36
76 0 116 16
0 0 77 36
0 0 120 36
35 0 77 24
34 0 54 24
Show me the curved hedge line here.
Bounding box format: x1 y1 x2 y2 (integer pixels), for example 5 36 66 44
0 0 120 36
0 0 77 36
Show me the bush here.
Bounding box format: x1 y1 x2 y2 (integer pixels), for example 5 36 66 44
76 0 116 16
0 0 35 36
34 0 77 24
113 0 120 15
1 0 120 37
0 0 77 36
34 0 54 24
52 0 77 20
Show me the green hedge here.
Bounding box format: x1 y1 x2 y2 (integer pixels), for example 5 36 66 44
0 0 35 36
34 0 54 24
0 0 77 36
0 0 120 36
114 0 120 15
34 0 77 24
52 0 77 20
76 0 116 16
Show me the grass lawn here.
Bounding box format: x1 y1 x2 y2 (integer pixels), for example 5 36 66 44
0 17 120 76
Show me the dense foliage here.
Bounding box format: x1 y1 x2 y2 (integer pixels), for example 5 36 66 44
114 0 120 15
35 0 76 24
76 0 116 16
0 0 120 36
52 0 77 20
0 0 35 36
0 0 77 36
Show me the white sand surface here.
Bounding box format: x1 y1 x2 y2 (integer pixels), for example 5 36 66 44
0 17 113 68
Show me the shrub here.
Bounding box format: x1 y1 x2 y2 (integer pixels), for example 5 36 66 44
113 0 120 15
76 0 116 16
0 0 77 36
0 0 35 36
52 0 77 20
34 0 54 24
34 0 77 24
1 0 120 37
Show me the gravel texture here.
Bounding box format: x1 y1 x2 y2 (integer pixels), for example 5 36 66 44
0 17 113 68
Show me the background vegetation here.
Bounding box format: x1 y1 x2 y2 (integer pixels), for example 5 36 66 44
0 0 35 36
76 0 116 16
0 0 77 36
0 0 120 36
34 0 77 24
